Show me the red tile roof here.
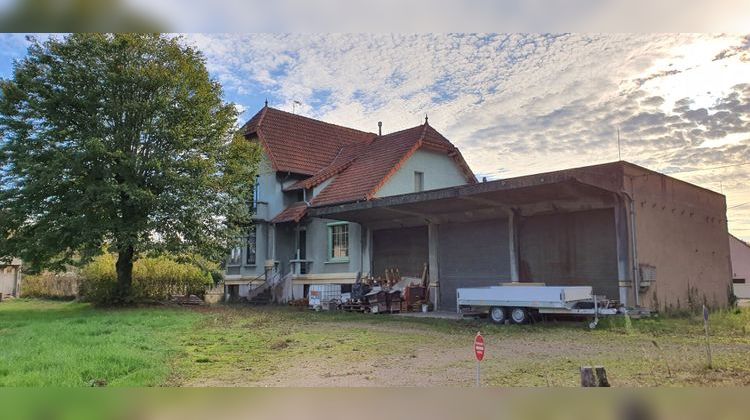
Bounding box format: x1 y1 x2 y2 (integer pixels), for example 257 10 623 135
270 201 309 224
242 106 376 176
242 106 476 219
311 124 476 206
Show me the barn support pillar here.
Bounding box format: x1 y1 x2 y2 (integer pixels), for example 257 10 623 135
363 226 373 277
508 209 520 282
428 222 440 310
614 194 632 306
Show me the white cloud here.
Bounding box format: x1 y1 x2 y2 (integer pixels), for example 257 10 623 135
181 33 750 239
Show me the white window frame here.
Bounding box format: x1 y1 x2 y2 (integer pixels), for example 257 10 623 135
327 222 350 263
414 171 424 192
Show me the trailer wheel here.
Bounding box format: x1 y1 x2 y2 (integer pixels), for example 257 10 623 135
510 307 528 324
489 306 506 324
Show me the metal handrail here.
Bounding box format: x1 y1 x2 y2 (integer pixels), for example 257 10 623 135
246 267 270 290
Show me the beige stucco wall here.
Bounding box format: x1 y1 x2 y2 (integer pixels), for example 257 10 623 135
375 148 469 197
624 166 732 310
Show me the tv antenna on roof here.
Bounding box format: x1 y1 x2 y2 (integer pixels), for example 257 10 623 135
293 100 302 114
617 127 622 161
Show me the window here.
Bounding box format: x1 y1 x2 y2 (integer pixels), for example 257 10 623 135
733 278 746 284
328 222 349 261
246 226 257 265
252 176 260 209
414 171 424 192
229 244 242 266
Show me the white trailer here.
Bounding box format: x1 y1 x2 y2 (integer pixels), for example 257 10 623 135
456 285 618 328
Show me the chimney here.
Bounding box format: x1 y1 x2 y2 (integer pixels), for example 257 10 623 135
378 121 382 136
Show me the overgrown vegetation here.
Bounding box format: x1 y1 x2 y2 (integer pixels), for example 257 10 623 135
79 254 213 305
19 272 79 300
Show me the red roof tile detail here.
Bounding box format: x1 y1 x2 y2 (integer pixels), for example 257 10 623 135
270 201 309 224
243 106 376 176
310 123 477 207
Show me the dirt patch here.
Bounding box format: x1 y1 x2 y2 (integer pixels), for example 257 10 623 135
181 306 750 387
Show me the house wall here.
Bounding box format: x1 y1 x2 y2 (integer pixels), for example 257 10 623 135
0 262 21 297
729 235 750 300
624 166 733 310
729 235 750 282
302 218 363 278
375 149 468 197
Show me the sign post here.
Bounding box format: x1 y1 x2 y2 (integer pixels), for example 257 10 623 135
474 332 485 387
703 304 712 369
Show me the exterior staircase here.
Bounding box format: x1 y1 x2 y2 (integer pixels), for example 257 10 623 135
248 287 272 305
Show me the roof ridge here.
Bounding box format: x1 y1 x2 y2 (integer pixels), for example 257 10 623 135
378 123 425 139
265 106 376 139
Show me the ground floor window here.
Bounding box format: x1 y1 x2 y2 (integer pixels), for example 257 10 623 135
327 222 349 261
246 226 257 266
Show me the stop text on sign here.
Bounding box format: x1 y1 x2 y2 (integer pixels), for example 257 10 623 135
474 332 485 361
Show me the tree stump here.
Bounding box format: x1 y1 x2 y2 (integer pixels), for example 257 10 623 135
595 366 610 387
580 366 597 387
581 366 610 387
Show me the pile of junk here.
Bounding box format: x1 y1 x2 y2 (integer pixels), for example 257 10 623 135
304 264 433 314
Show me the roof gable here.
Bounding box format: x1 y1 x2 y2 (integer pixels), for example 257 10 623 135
311 123 476 207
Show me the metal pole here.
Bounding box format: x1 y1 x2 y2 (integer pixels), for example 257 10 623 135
703 305 712 368
476 361 481 387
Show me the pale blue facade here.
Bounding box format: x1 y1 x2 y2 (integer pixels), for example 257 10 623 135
224 148 471 300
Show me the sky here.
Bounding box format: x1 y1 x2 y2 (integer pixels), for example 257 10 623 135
2 33 750 239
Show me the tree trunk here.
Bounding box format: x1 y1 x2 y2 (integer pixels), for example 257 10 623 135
115 244 135 303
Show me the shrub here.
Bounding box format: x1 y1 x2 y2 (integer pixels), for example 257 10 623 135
79 254 213 305
19 271 79 300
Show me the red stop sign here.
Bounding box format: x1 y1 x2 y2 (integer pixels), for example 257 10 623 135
474 332 485 361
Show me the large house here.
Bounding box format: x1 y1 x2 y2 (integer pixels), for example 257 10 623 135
223 105 476 300
225 105 734 312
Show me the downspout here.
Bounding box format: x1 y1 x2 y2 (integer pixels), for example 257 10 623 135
303 188 311 207
621 190 640 307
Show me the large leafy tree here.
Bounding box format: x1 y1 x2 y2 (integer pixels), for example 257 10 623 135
0 34 258 302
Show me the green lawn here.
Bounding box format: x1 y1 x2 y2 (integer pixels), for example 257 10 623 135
1 299 749 387
0 299 202 386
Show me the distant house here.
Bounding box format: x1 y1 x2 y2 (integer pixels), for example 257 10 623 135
729 234 750 300
223 106 475 300
0 258 22 298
